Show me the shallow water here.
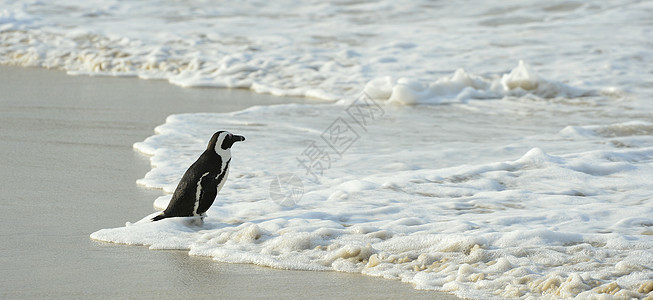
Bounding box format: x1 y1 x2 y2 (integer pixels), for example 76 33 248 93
94 97 652 299
3 0 652 298
0 66 451 299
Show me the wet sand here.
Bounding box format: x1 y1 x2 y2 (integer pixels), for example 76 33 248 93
0 66 458 299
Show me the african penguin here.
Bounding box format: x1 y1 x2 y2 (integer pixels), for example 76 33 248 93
152 131 245 221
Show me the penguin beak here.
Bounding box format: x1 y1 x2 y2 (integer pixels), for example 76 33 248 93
233 135 245 142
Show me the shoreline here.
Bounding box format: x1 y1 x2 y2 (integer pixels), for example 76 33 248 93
0 65 458 299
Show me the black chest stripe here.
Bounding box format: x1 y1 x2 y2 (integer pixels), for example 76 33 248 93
217 159 231 182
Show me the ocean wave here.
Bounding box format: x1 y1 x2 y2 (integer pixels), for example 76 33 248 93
3 0 637 104
93 104 653 299
364 61 593 105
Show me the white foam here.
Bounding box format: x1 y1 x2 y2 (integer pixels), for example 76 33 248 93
6 0 651 298
366 61 591 105
93 103 653 299
2 1 651 104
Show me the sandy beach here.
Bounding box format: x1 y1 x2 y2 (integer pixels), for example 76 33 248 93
0 66 458 299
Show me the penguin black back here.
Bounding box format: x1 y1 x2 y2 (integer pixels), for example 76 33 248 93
152 131 245 221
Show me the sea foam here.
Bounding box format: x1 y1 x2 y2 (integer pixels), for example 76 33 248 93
4 0 651 298
364 61 591 105
92 103 653 299
2 0 651 103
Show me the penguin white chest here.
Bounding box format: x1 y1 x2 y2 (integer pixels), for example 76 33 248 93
215 167 229 195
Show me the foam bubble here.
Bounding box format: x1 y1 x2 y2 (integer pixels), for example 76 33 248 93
5 1 646 103
91 103 653 299
372 61 593 105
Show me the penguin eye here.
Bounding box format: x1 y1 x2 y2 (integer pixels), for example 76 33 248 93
227 133 233 139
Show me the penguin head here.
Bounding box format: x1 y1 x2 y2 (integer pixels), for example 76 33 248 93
209 131 245 154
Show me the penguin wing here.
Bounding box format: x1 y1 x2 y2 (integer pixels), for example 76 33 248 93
195 173 218 215
197 159 230 214
161 166 202 217
161 154 215 217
